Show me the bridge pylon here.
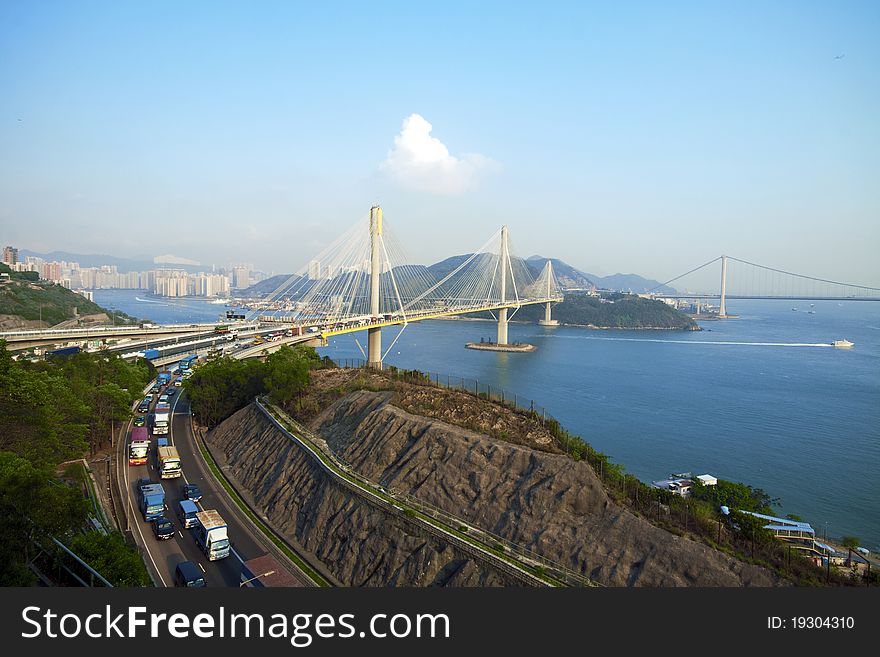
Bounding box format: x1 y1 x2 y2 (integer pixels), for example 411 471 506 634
497 225 510 344
719 254 729 318
538 260 559 326
368 205 383 368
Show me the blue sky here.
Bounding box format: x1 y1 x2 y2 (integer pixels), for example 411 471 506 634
1 1 878 286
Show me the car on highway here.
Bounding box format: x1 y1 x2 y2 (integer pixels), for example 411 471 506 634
137 400 151 413
152 516 175 540
133 415 146 427
172 368 181 375
174 561 206 587
182 483 202 503
173 378 183 387
158 394 169 403
166 388 177 397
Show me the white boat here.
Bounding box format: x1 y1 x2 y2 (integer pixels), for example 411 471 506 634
208 298 228 305
832 339 854 348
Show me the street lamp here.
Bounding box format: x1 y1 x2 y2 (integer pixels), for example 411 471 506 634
239 570 275 587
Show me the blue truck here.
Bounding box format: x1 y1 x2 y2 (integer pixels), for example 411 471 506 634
137 480 166 522
143 349 160 360
157 372 171 386
46 345 81 358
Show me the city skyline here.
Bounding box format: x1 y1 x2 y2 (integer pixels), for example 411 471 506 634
2 2 878 286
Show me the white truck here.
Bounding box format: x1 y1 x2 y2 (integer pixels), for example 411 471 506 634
153 402 171 435
193 510 230 561
157 445 181 479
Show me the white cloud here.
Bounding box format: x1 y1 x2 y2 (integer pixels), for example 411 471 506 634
380 114 496 194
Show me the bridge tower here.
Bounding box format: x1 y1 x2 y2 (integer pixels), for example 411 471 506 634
719 254 728 318
538 260 559 327
368 205 383 368
497 225 510 345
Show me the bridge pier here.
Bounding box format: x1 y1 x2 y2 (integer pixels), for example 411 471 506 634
497 308 508 344
538 301 558 326
367 327 382 369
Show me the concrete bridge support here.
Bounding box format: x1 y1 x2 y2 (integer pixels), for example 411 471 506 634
368 205 383 368
497 307 509 344
539 301 558 326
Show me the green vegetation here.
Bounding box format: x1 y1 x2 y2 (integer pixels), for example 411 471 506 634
67 531 151 586
689 478 778 515
185 345 330 427
0 341 153 585
840 536 860 549
507 291 698 329
0 263 139 326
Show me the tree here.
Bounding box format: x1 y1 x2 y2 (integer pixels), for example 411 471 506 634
90 383 132 453
67 531 151 587
264 345 315 406
841 536 860 549
0 451 88 585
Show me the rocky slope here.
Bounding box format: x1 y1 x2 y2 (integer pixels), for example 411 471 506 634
205 403 522 586
311 390 786 587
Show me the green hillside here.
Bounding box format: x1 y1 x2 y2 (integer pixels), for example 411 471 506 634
503 292 698 329
0 263 138 327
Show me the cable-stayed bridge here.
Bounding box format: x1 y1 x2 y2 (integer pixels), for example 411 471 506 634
241 206 562 366
649 255 880 317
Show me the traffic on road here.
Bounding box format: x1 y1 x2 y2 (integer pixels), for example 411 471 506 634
120 358 310 587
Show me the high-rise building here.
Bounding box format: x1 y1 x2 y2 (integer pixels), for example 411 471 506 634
308 260 321 280
2 246 18 265
232 266 251 289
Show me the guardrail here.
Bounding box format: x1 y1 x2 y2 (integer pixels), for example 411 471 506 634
255 398 585 586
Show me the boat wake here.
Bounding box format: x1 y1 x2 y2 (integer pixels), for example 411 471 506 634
135 296 175 306
563 336 833 348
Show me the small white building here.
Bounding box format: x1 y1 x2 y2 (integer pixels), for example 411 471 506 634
696 474 718 486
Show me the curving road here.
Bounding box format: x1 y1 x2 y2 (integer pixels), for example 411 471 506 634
117 385 316 587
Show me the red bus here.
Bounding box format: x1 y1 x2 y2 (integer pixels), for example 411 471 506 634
129 426 150 465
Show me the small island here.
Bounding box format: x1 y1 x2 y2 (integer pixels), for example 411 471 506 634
466 291 700 331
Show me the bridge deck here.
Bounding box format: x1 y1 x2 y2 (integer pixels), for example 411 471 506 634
318 297 563 338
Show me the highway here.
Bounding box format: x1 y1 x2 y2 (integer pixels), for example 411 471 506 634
117 381 317 587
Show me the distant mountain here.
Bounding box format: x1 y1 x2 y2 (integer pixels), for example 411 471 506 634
19 249 205 273
427 254 472 280
234 274 304 297
525 256 597 290
596 273 676 295
526 255 675 294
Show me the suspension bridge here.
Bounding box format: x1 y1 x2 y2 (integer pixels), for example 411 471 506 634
649 255 880 317
240 205 563 367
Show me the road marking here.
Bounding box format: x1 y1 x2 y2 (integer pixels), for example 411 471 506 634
168 390 184 447
178 531 183 538
198 562 206 573
122 413 168 587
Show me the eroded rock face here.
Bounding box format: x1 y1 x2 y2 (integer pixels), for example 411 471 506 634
206 404 520 586
312 391 786 587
